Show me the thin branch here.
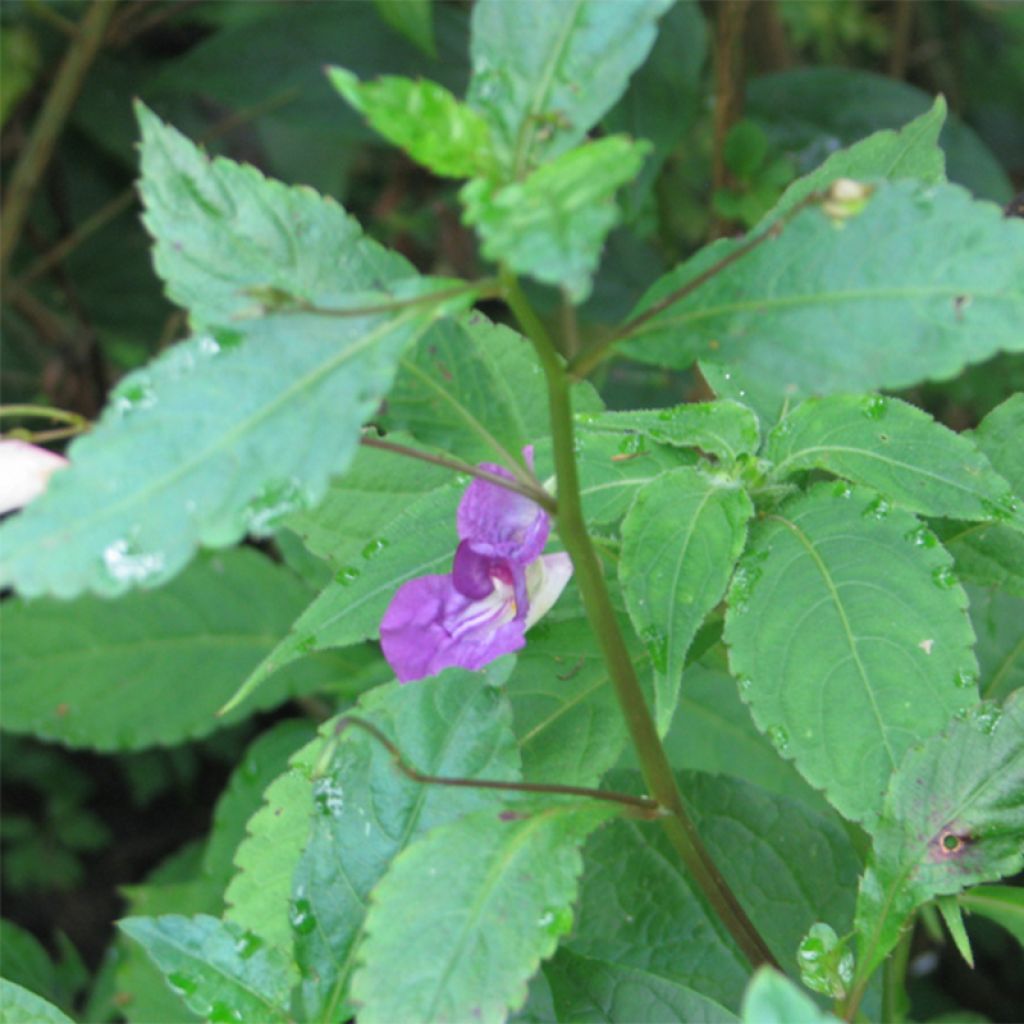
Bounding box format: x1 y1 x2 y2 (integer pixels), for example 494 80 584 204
318 716 665 820
0 0 117 284
277 279 499 321
569 193 818 379
360 435 555 512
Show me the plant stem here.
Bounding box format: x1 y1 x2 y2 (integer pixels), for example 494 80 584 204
360 435 554 511
0 0 117 284
502 269 779 970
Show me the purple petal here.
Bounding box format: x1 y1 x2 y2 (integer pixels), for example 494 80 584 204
457 447 549 564
452 540 496 599
380 573 525 683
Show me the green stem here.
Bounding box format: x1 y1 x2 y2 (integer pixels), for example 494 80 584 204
879 921 913 1024
0 0 117 284
502 268 779 971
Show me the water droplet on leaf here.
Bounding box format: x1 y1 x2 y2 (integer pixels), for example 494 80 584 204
335 566 360 585
361 537 388 559
767 725 790 754
861 395 888 420
932 565 958 589
290 897 317 935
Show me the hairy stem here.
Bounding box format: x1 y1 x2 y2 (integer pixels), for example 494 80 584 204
502 269 778 970
360 435 554 511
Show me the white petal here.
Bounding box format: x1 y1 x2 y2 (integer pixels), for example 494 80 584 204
0 440 68 515
524 552 573 629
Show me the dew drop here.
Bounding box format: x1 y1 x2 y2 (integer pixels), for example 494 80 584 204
361 537 389 560
167 972 198 996
905 525 937 548
618 433 645 455
831 481 853 499
862 495 890 520
334 566 360 585
312 777 345 816
112 379 156 416
102 539 165 584
640 626 668 674
980 495 1018 523
245 479 304 536
737 677 754 698
932 565 958 589
767 725 790 754
234 931 264 959
953 668 979 691
862 395 888 420
290 897 318 935
208 1002 243 1024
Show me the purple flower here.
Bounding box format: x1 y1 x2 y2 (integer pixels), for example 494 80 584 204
380 447 572 683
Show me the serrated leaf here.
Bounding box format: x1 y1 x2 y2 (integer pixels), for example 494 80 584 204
621 468 753 735
351 800 616 1024
624 181 1024 403
770 96 947 219
118 915 294 1023
232 484 462 704
0 980 74 1024
224 730 323 950
766 395 1022 525
0 107 467 599
685 773 861 969
508 611 635 787
382 314 603 464
201 719 316 899
959 885 1024 946
569 797 749 1010
467 0 673 176
724 483 978 825
741 968 839 1024
329 67 493 178
967 584 1024 701
579 400 761 462
972 393 1024 491
538 430 696 527
292 671 522 1021
0 549 340 751
283 433 451 566
545 949 739 1024
853 691 1024 981
462 136 649 300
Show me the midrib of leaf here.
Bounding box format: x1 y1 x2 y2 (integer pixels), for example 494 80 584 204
516 673 608 751
510 0 585 180
325 695 492 1022
33 305 427 550
769 513 899 773
629 284 1018 341
771 443 1002 505
398 356 521 468
982 631 1024 699
424 805 569 1020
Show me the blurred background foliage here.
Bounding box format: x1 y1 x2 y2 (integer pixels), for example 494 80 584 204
1 1 1022 1021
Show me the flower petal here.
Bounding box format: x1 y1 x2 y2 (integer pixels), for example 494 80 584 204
0 440 68 516
456 447 548 563
380 572 525 683
451 539 496 599
524 553 574 629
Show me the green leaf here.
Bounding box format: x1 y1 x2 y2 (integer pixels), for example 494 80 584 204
539 430 695 527
740 968 839 1024
939 395 1024 596
569 802 749 1011
119 915 294 1023
0 980 74 1024
624 181 1024 404
769 96 947 219
968 585 1024 701
854 691 1024 981
578 399 761 462
0 921 58 1010
351 800 617 1024
936 895 974 967
508 609 633 787
235 484 461 702
382 314 603 464
467 0 673 176
765 395 1022 525
0 107 467 599
224 729 323 951
685 773 861 969
201 719 316 899
746 67 1011 203
329 68 493 178
0 549 341 751
959 885 1024 946
545 949 739 1024
724 483 979 825
292 670 522 1021
461 136 650 301
373 0 436 57
284 434 451 566
620 467 753 734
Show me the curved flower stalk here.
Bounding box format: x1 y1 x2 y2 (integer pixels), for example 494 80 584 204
380 447 572 683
